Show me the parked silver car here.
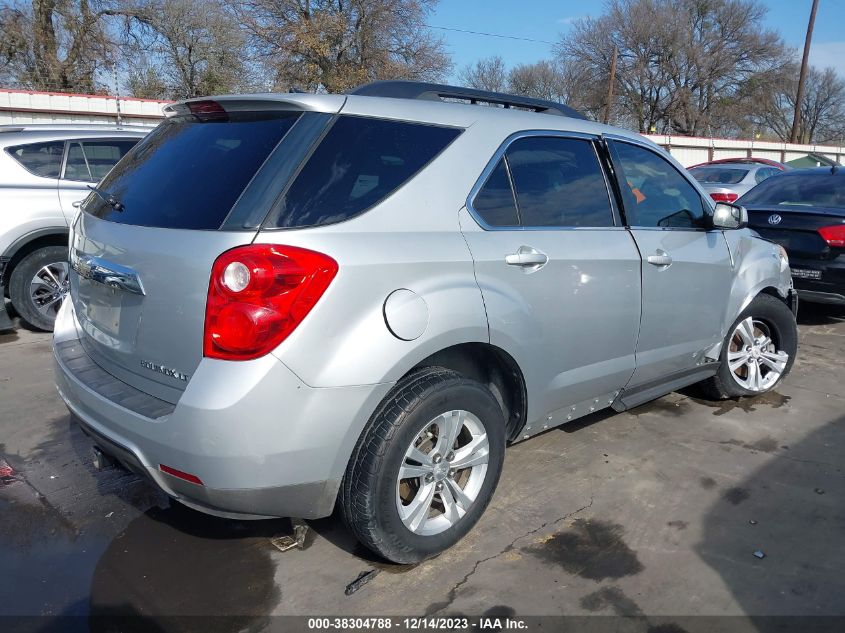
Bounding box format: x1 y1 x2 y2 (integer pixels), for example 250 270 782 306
0 124 147 331
689 161 784 203
53 82 798 563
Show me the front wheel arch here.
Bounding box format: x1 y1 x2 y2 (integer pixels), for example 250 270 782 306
700 293 798 399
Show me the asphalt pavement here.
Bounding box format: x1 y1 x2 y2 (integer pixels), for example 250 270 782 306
1 299 843 631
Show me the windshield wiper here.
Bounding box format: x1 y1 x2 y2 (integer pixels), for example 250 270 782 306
87 185 124 212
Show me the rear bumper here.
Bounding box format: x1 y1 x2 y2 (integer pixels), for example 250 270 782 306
789 257 845 306
53 300 393 519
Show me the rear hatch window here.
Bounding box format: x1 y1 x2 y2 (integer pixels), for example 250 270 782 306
740 172 845 209
689 167 748 184
84 110 301 229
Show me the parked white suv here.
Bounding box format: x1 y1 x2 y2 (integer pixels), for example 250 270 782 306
0 124 147 331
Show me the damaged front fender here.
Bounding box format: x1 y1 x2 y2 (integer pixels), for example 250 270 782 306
721 229 794 334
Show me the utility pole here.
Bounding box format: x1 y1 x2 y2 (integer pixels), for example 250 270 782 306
790 0 820 143
603 45 618 125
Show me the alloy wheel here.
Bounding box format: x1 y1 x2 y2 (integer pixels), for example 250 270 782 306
727 316 789 392
396 410 490 536
29 261 69 320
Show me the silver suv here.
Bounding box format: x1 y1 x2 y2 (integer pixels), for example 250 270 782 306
53 83 798 563
0 124 146 331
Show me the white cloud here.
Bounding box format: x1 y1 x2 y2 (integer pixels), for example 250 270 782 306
808 41 845 78
557 15 587 25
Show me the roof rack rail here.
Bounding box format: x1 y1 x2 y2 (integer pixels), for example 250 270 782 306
350 80 586 120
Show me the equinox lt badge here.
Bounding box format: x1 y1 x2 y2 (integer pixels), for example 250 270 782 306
140 360 189 382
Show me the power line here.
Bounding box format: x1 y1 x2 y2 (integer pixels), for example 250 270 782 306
425 24 554 46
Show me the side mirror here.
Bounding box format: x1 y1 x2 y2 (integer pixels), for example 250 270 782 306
712 202 748 230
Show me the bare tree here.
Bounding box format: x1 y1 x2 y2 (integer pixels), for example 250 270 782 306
507 60 563 101
0 0 116 93
754 65 845 144
506 59 597 115
458 55 507 92
557 0 787 135
236 0 451 94
107 0 250 100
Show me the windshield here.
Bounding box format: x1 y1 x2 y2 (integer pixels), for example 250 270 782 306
689 166 749 185
738 172 845 209
84 110 300 230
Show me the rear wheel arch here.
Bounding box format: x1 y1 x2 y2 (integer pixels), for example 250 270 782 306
407 342 527 442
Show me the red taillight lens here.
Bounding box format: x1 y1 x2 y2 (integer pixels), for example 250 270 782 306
204 244 338 360
818 224 845 247
710 192 739 203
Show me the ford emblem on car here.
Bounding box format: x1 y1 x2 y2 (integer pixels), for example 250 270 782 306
768 214 782 225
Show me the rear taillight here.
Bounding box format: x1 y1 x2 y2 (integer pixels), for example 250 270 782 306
204 245 338 361
818 224 845 247
709 192 739 203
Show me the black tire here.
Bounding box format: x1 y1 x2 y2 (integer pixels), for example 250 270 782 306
9 246 69 332
340 367 506 564
699 294 798 399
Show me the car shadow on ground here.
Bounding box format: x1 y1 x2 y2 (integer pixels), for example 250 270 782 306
0 299 45 333
696 414 845 620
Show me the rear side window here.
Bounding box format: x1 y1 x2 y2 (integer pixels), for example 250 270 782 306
64 139 139 182
85 111 300 229
473 158 520 226
506 136 614 227
268 116 461 228
5 141 64 178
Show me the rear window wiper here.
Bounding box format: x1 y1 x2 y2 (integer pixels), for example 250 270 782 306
87 185 124 212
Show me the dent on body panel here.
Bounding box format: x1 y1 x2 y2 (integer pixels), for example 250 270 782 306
722 230 791 334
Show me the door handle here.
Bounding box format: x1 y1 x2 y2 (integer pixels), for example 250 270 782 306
505 246 549 271
647 251 673 267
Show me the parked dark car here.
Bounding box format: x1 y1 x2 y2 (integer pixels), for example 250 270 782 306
739 167 845 305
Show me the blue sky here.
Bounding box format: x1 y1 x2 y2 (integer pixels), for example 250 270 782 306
430 0 845 80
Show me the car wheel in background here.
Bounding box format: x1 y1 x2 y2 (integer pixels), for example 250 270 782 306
341 367 506 564
699 294 798 399
9 246 70 332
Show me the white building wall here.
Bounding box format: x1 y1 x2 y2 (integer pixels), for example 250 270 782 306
645 134 844 167
0 89 170 128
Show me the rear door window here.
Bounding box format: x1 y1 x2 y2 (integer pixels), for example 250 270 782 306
63 139 139 182
267 116 461 228
85 111 301 229
472 158 520 227
505 136 614 227
5 141 65 178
